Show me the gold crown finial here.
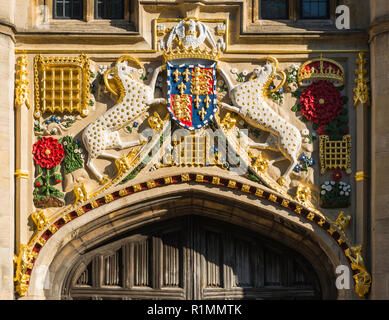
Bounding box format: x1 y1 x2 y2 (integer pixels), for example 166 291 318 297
298 56 344 87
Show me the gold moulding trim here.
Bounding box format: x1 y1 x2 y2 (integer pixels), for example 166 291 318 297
14 169 29 179
355 171 369 182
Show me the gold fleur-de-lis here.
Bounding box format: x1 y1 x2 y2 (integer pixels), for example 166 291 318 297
172 69 181 82
177 82 186 95
194 95 201 109
204 95 211 109
198 107 207 121
182 68 191 82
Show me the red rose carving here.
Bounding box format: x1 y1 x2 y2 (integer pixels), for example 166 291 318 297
333 170 343 181
32 137 64 169
300 81 344 126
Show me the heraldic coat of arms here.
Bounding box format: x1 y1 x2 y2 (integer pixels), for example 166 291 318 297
165 19 219 130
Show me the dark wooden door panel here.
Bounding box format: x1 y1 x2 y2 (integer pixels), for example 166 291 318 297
63 215 322 300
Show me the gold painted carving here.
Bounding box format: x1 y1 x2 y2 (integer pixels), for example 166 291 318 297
298 56 344 87
31 210 48 231
62 214 71 224
334 211 351 233
307 212 315 221
104 193 114 203
133 184 142 192
163 45 219 62
73 183 88 206
15 55 30 109
34 54 91 118
295 184 312 206
220 112 236 131
164 176 173 184
355 171 369 182
268 194 277 203
319 135 352 175
148 112 165 132
195 174 204 183
241 184 251 193
171 94 191 121
353 52 370 107
227 180 236 188
13 244 34 296
74 207 85 216
212 176 220 185
14 169 29 179
147 180 156 189
345 245 372 298
251 152 269 173
281 199 290 208
91 200 99 208
255 188 264 197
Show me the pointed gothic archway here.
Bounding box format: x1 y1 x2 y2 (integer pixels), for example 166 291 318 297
24 181 352 300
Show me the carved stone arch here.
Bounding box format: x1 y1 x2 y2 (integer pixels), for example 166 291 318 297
24 182 355 299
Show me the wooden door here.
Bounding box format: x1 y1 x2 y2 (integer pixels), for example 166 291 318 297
62 216 322 300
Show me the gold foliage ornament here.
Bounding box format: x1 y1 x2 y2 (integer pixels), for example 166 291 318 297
295 183 313 206
220 112 237 131
73 183 88 206
345 245 372 298
13 244 35 296
14 209 48 296
353 52 370 107
334 211 351 233
15 55 30 109
31 210 49 231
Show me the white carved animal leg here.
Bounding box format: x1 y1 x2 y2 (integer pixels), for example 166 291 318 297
117 139 141 149
99 152 121 160
86 157 103 182
247 141 271 149
151 98 167 105
110 131 140 149
220 102 241 114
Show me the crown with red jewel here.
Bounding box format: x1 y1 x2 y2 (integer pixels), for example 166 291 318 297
298 56 344 87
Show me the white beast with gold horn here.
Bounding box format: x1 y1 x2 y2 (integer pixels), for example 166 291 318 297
218 58 302 186
82 56 165 183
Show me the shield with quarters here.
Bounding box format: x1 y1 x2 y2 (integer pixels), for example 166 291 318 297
167 61 217 130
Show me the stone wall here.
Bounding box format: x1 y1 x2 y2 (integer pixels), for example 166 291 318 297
369 0 389 300
0 0 15 300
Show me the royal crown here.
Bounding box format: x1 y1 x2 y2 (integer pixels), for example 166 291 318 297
163 45 220 62
298 57 344 87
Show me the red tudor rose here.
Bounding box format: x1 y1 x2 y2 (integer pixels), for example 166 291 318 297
299 80 344 126
333 170 343 181
32 137 64 169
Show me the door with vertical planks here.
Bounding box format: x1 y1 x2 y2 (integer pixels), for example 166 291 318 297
62 216 322 300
